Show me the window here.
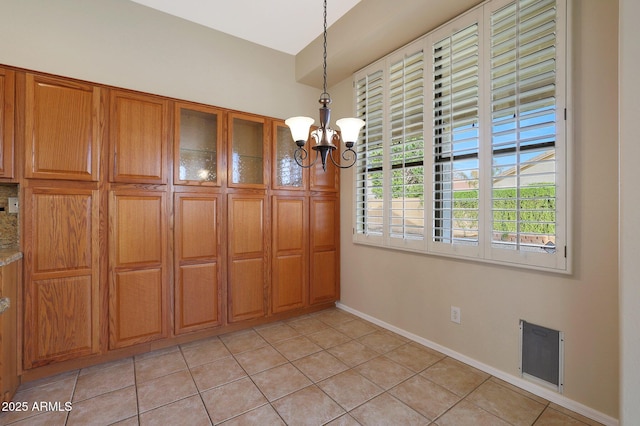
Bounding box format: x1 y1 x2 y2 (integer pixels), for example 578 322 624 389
353 0 568 272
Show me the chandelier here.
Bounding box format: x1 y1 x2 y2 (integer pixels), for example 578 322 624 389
285 0 365 171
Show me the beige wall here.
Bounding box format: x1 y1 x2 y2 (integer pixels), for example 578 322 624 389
334 0 620 420
0 0 319 120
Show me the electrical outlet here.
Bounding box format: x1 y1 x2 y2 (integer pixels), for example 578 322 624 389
8 197 18 214
451 306 461 324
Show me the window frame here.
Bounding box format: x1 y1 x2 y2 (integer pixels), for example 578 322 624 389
352 0 570 273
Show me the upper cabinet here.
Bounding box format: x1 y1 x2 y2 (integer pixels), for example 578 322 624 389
228 113 268 189
174 102 224 186
0 68 14 179
110 90 169 184
24 74 101 181
272 120 306 191
310 148 339 192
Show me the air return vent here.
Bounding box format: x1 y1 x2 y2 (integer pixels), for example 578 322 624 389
519 320 564 393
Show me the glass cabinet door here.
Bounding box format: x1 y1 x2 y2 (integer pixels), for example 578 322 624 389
273 121 305 190
175 103 222 185
228 113 267 187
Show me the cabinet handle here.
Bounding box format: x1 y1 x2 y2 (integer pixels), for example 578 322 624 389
0 297 9 314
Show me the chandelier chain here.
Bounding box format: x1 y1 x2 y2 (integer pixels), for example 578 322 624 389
322 0 328 96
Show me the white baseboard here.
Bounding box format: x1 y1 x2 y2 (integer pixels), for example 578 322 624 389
336 302 618 426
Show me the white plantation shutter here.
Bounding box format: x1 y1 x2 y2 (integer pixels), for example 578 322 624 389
351 0 567 272
355 69 385 239
489 0 560 258
432 23 480 249
389 49 425 242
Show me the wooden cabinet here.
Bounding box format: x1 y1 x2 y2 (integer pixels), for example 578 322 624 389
227 194 267 322
0 68 15 179
110 90 169 184
310 196 340 304
23 186 101 368
0 259 20 402
174 103 224 186
272 195 308 313
24 74 101 181
228 113 268 188
13 69 341 374
109 190 168 348
174 193 223 334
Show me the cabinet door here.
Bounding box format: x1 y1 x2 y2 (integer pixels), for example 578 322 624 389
24 74 101 181
228 113 268 188
310 196 340 304
0 68 14 179
174 193 222 334
174 103 224 186
109 190 168 348
272 195 307 313
310 144 339 192
23 187 100 368
110 90 168 183
272 120 306 190
228 194 267 322
0 259 20 402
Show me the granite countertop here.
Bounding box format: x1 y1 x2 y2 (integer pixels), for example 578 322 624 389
0 248 22 266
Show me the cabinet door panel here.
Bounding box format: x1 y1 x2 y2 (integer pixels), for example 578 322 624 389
178 196 218 260
310 251 338 304
272 196 307 313
229 197 264 256
228 113 267 188
109 190 167 348
114 196 162 266
32 190 94 273
110 90 168 183
31 276 94 360
272 120 305 190
25 74 101 181
311 198 337 249
176 264 219 332
273 255 305 313
111 269 163 344
229 258 265 321
174 194 222 334
175 103 224 186
0 67 14 178
23 187 100 368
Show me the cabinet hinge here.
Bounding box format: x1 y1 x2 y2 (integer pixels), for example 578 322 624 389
564 246 567 258
564 108 567 120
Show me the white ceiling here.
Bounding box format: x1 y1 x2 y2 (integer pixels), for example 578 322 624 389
129 0 361 55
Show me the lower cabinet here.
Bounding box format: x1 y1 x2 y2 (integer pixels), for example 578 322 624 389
1 259 20 402
227 193 267 323
108 189 168 349
23 186 101 368
174 193 223 334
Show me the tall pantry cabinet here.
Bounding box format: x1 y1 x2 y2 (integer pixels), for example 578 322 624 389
17 69 340 373
107 90 170 349
21 74 103 368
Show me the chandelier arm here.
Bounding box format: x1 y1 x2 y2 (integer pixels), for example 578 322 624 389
294 147 320 169
328 146 357 169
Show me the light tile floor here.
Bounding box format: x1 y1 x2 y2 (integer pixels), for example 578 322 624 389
0 308 604 425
